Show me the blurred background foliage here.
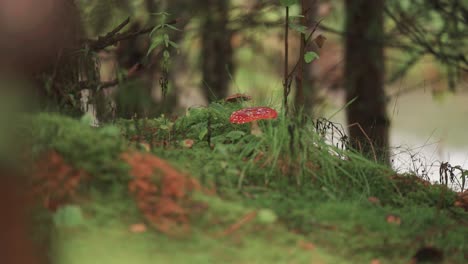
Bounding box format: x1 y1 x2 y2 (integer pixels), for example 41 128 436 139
2 0 466 170
71 0 467 112
66 0 467 151
0 0 465 169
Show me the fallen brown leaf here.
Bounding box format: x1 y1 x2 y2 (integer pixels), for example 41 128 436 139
386 214 401 225
368 196 380 205
182 139 195 148
298 240 315 251
314 34 327 49
221 211 257 236
129 223 147 233
224 93 252 103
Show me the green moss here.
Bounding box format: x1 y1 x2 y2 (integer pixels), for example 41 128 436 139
26 113 129 188
53 193 347 264
26 112 468 264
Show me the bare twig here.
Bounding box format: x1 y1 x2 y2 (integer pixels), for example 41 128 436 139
79 63 143 90
106 17 131 38
82 18 179 52
220 211 257 236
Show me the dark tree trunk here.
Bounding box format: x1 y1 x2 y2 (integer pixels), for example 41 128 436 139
22 0 85 115
344 0 390 163
113 21 152 120
295 0 319 116
201 0 233 102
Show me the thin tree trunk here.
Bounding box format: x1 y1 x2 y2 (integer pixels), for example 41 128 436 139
295 0 319 115
201 0 233 102
294 1 306 111
344 0 390 163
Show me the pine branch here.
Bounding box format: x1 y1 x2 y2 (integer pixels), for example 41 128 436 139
81 18 179 52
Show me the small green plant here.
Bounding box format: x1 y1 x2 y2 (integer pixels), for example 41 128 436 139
279 0 321 115
53 205 85 228
26 113 128 188
146 12 181 99
439 162 468 191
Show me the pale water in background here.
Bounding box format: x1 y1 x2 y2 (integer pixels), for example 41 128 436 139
329 89 468 190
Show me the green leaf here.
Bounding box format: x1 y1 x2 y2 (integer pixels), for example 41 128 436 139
163 50 170 60
257 209 277 224
289 14 305 18
80 113 94 125
146 39 162 57
165 24 181 32
150 12 170 17
146 44 156 57
100 125 120 137
198 127 208 140
159 125 171 130
225 130 246 141
53 205 84 228
149 24 163 38
279 0 298 7
163 34 170 47
168 40 179 49
289 23 308 34
304 51 319 63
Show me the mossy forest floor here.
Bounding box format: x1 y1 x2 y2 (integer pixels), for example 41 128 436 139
23 102 468 264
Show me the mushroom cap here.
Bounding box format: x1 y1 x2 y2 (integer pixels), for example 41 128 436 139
224 93 252 103
229 107 278 124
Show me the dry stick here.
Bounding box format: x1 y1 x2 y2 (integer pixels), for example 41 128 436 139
347 122 378 162
83 18 179 52
79 73 127 90
221 211 257 236
105 17 131 39
78 18 179 90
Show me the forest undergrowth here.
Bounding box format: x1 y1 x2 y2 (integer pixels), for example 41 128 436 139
23 102 468 264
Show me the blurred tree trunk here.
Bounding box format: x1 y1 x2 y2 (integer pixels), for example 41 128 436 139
112 21 152 120
163 0 194 113
112 0 185 119
1 171 49 264
295 0 319 116
344 0 390 163
34 0 86 115
201 0 233 102
145 0 178 115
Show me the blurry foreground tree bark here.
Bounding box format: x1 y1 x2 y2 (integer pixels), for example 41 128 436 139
201 0 233 101
0 172 48 264
0 0 85 114
0 0 83 262
344 0 389 163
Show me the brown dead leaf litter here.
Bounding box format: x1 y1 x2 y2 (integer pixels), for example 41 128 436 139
122 151 206 236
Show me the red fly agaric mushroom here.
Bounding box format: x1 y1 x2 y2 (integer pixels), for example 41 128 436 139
229 107 278 135
224 93 252 103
